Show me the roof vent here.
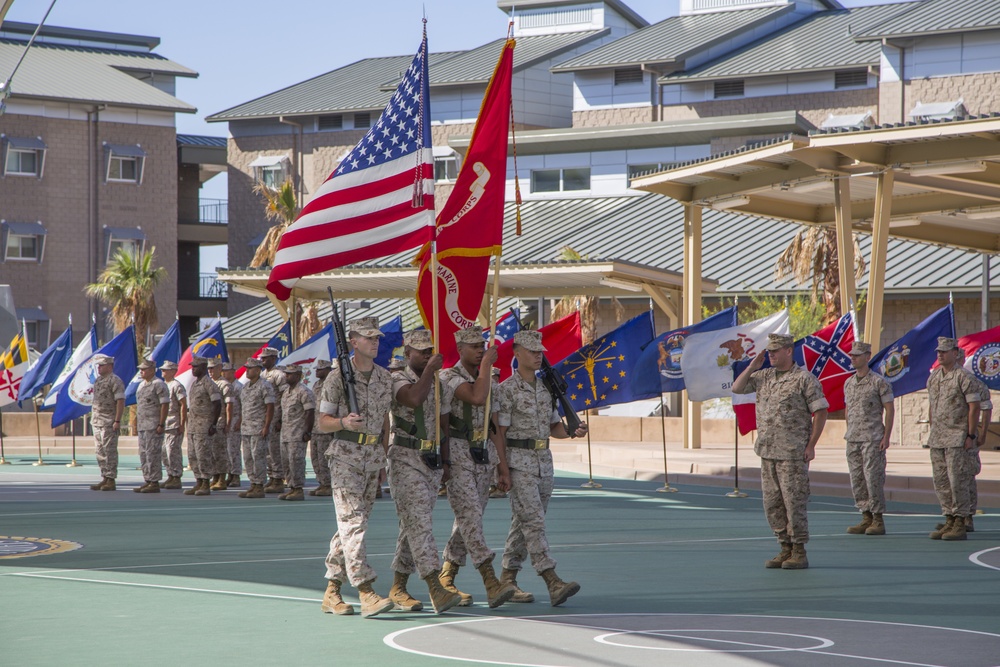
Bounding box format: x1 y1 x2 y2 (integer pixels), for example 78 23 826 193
909 99 966 122
820 111 874 131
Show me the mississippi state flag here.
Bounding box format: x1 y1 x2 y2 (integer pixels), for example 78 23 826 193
267 31 435 300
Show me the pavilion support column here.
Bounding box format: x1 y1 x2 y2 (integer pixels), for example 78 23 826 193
864 170 894 351
982 254 991 331
683 203 703 450
833 177 857 317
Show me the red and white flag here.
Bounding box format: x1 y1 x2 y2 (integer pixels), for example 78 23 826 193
415 39 513 360
266 32 435 300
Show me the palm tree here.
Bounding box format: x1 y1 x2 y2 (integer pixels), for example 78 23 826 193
774 226 866 325
551 246 624 345
85 246 167 344
250 178 299 268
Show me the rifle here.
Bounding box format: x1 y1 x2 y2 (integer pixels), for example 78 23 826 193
509 309 583 437
327 288 359 415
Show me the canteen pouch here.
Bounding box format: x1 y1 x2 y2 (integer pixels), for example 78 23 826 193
469 444 489 465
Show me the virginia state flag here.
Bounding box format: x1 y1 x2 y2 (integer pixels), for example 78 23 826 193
43 324 98 409
375 316 404 369
236 319 291 380
176 319 229 393
955 323 1000 390
18 324 72 406
415 39 513 362
555 312 657 412
495 311 581 381
631 306 738 396
52 326 139 427
870 304 954 398
125 320 182 406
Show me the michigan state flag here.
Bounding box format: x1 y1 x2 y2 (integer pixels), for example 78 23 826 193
870 304 954 398
375 316 404 369
554 312 657 412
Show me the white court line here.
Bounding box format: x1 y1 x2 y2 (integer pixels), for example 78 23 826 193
0 503 331 518
0 554 324 577
969 546 1000 572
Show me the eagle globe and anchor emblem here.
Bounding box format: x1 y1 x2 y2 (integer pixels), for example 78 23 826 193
879 344 910 380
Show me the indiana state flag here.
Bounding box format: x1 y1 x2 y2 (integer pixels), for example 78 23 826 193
125 320 182 405
870 303 954 398
375 316 404 369
555 311 657 412
52 326 138 428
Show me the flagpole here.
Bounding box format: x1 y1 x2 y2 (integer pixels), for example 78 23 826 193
725 416 747 498
31 396 46 466
655 393 676 493
580 408 602 489
0 409 8 464
67 416 81 467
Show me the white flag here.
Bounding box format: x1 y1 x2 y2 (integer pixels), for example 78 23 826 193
681 310 790 402
277 324 332 392
43 326 97 408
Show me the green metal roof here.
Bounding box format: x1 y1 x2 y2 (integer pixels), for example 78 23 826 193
663 2 919 83
551 5 792 73
0 38 197 112
855 0 1000 40
205 51 464 122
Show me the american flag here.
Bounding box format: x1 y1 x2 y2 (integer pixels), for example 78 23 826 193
488 308 521 344
266 32 435 300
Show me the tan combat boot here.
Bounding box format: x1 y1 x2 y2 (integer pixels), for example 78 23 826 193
965 515 975 533
846 510 873 534
210 475 229 491
139 481 160 493
389 571 424 612
930 516 954 539
765 543 793 568
100 478 116 491
439 561 473 607
478 560 516 609
280 487 305 501
194 479 211 496
865 513 886 535
423 570 461 615
320 579 354 615
240 484 265 499
265 478 285 494
781 544 809 569
133 482 150 493
183 479 202 495
316 485 333 497
540 568 580 607
162 476 182 490
500 567 534 603
942 517 968 541
357 580 394 618
90 478 108 491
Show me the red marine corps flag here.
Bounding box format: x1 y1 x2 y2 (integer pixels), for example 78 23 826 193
266 27 436 300
415 39 514 361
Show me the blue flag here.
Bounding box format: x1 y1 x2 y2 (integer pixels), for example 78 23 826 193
555 311 657 412
375 316 404 368
124 320 182 405
630 306 739 396
870 304 954 398
490 308 521 344
52 326 139 428
267 319 293 359
17 324 73 406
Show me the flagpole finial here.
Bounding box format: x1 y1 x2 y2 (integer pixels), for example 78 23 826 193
68 312 73 326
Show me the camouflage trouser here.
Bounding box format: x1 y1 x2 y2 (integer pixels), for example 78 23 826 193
281 439 308 489
137 430 164 483
324 442 385 586
211 430 229 476
444 439 497 567
94 425 120 479
760 457 810 545
310 433 333 487
187 431 213 480
267 428 284 479
502 448 557 574
930 447 972 517
388 447 444 578
162 430 184 477
846 439 886 514
241 434 269 485
968 446 982 513
227 429 242 475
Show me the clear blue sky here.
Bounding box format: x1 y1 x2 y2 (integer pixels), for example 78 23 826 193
5 0 907 270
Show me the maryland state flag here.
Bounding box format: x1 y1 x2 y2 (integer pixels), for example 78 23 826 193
0 331 30 407
415 39 513 361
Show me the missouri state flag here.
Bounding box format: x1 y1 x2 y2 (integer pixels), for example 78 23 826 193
955 323 1000 390
555 311 657 412
415 39 513 362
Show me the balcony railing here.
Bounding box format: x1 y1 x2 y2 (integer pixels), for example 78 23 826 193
199 199 228 224
199 273 228 298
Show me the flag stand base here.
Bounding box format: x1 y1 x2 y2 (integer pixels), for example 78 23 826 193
580 479 602 489
0 457 10 465
32 459 47 467
656 484 678 493
726 488 748 498
66 459 82 467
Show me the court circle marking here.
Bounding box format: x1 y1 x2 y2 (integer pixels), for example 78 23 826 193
969 546 1000 572
0 536 83 559
593 628 835 653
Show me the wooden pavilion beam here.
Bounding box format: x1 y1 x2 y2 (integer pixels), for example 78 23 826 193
683 203 702 450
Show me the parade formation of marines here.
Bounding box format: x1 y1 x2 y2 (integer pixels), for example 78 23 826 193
81 320 991 612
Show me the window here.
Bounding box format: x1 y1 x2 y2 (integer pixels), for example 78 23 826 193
432 147 461 182
614 68 643 86
1 135 47 178
249 155 290 190
530 168 591 193
1 221 47 263
16 308 50 349
835 69 869 89
103 227 146 263
104 143 146 184
354 112 372 129
713 79 744 99
318 114 343 130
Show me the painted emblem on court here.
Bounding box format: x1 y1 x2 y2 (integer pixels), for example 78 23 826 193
0 535 82 559
971 343 1000 386
878 344 910 381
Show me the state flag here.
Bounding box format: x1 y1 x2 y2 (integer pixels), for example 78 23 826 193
176 319 229 393
0 331 30 408
18 323 72 406
43 324 98 409
125 320 182 405
870 304 954 398
51 326 139 428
